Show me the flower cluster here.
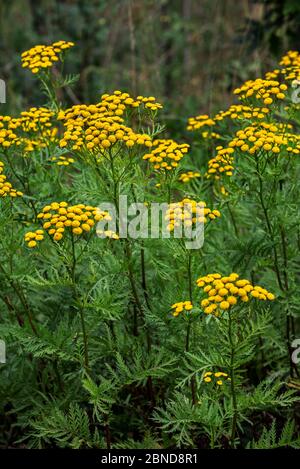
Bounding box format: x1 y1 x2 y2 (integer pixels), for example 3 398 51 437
142 139 189 170
21 40 74 74
197 273 275 317
165 198 221 232
187 106 270 136
0 108 57 151
229 122 300 156
96 229 119 240
186 114 215 132
233 78 287 105
25 229 45 248
101 91 163 112
214 104 270 122
206 146 234 180
59 92 154 153
0 161 23 198
201 130 221 140
36 202 113 242
279 50 300 81
171 300 193 317
18 107 55 131
178 171 201 183
266 51 300 82
203 371 230 386
51 155 75 166
0 126 18 148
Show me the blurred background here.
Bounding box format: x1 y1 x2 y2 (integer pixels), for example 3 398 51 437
1 0 300 124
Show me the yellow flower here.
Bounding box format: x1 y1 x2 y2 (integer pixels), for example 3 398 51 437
178 171 201 183
233 77 286 105
21 41 74 74
143 139 189 171
203 370 230 386
32 202 117 244
170 300 193 317
0 161 23 198
58 91 161 155
25 229 45 248
165 198 221 233
197 272 275 317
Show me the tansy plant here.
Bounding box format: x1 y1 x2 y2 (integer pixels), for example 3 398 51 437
0 43 299 451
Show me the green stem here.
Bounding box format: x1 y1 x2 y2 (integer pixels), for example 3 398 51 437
0 262 37 335
40 76 60 111
186 250 197 405
140 242 151 312
256 170 283 290
226 201 238 237
228 313 238 447
257 159 297 377
280 226 299 378
70 234 89 371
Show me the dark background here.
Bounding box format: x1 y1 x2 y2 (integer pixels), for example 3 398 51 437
1 0 300 120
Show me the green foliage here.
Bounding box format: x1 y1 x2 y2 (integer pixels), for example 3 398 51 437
1 32 300 451
248 419 300 449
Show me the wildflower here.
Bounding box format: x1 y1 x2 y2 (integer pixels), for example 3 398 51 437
165 198 221 233
214 104 270 122
229 122 300 156
206 146 234 180
51 155 75 166
265 51 300 82
142 139 189 171
102 91 163 112
0 108 57 152
178 171 201 183
58 91 155 153
187 114 215 132
170 301 193 317
21 41 74 74
203 371 230 386
197 273 275 317
220 185 228 196
201 131 221 140
34 202 116 244
187 105 269 136
0 175 23 197
0 161 23 197
24 229 45 248
96 229 120 240
233 78 287 105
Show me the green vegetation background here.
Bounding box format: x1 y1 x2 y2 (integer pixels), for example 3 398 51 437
1 0 300 126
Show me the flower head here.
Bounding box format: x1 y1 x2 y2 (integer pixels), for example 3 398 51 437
21 41 74 74
197 273 275 317
203 370 231 385
36 202 115 243
142 139 189 171
178 171 201 183
0 161 23 197
165 198 221 233
233 78 287 105
171 300 193 317
58 91 156 153
25 230 45 248
0 108 57 152
51 155 75 166
206 146 234 180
